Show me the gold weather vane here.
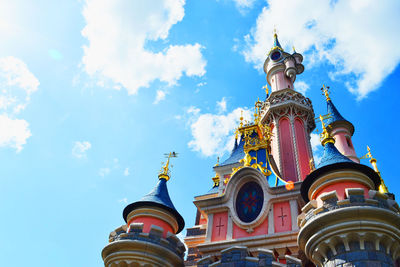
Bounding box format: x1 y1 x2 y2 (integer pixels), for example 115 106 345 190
360 146 389 194
159 152 178 181
321 84 331 101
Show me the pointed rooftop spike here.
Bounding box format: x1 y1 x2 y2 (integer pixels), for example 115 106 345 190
122 176 185 233
273 32 282 49
326 98 355 135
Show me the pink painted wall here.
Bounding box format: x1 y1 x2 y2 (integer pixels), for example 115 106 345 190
294 119 310 180
312 182 370 205
331 127 359 163
273 202 292 233
211 212 228 242
271 71 293 92
279 118 297 182
232 216 268 239
128 216 174 238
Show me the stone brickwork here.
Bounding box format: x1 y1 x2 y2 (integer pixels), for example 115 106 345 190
102 223 185 267
108 223 186 258
298 189 400 266
196 246 301 267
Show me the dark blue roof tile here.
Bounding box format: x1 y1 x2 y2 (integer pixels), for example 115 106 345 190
122 178 185 233
317 142 353 169
220 137 245 166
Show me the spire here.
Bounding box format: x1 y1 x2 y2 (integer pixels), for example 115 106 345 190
122 153 184 233
317 115 352 169
321 86 355 135
273 31 283 50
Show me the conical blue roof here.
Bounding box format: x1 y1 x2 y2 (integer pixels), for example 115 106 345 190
139 178 177 209
273 34 282 49
219 137 245 166
326 100 348 125
123 178 185 233
317 142 353 169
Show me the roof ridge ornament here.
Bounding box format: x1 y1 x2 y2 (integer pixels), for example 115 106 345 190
360 146 389 194
159 152 178 181
321 84 331 101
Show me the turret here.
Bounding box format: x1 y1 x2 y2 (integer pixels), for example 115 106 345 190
297 120 400 266
263 32 304 93
261 32 315 182
102 153 185 267
322 85 359 163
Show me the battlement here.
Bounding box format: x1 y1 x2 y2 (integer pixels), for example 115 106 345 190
298 189 400 227
108 223 186 258
196 246 301 267
297 189 400 266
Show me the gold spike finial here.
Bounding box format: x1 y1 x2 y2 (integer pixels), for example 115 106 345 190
214 156 220 167
159 152 178 181
293 46 296 53
361 146 388 193
321 84 331 101
239 110 244 127
319 114 334 146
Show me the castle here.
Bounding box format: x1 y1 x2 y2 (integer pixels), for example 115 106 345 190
101 34 400 267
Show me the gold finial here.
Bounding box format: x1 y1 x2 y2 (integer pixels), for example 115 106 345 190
318 114 334 146
254 98 263 124
159 152 178 181
292 46 296 53
321 84 331 101
212 173 220 187
273 27 277 38
214 157 220 167
360 146 389 193
239 110 244 127
262 84 269 96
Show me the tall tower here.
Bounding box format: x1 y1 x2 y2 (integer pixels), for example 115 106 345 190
102 154 186 267
261 33 315 182
322 86 359 163
297 124 400 266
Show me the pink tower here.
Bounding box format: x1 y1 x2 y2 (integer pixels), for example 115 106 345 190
322 87 359 163
261 33 315 182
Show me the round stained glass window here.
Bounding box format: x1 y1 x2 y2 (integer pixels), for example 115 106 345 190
235 181 264 223
271 51 281 61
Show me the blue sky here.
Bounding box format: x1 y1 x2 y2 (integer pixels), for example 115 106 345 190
0 0 399 266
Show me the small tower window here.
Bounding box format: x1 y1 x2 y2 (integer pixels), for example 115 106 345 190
346 136 353 148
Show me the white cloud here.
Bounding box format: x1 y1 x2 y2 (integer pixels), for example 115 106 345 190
233 0 256 9
81 0 206 95
0 56 39 152
0 115 31 152
72 141 92 159
243 0 400 99
99 167 111 177
123 167 130 176
188 105 252 157
216 97 227 113
295 80 309 95
0 57 39 114
153 90 166 104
